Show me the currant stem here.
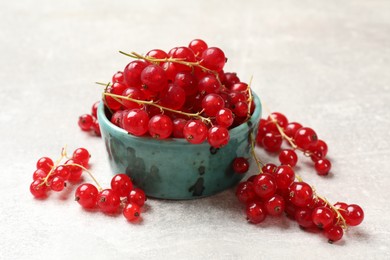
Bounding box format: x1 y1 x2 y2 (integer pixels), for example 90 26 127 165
316 194 348 230
66 163 103 192
40 146 68 186
103 92 212 125
246 76 254 121
250 133 264 173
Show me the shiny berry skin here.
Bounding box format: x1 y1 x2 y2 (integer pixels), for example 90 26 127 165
289 182 313 207
309 139 328 161
160 84 186 110
33 169 48 181
279 149 298 167
216 108 234 128
111 174 133 197
127 188 147 207
198 75 220 94
201 47 226 71
161 62 178 82
36 157 54 173
50 176 66 192
312 206 335 229
253 174 277 199
345 204 364 226
30 180 48 198
183 120 208 144
146 49 168 59
112 71 125 84
170 46 196 71
91 101 100 118
75 183 99 209
324 225 344 243
268 112 288 128
294 127 318 150
246 201 267 224
188 39 208 56
232 157 250 174
65 159 83 182
207 126 229 148
97 189 121 214
274 165 295 190
233 101 249 118
264 195 285 216
172 118 187 138
78 114 94 131
141 64 168 92
123 202 141 222
123 60 148 88
315 159 332 176
148 114 173 139
295 208 315 228
333 202 348 219
201 93 225 117
54 165 70 180
122 87 145 110
110 111 123 127
284 122 303 139
235 181 257 204
92 119 101 136
174 71 198 96
122 109 149 136
262 132 283 152
261 163 277 175
72 148 90 167
230 82 248 93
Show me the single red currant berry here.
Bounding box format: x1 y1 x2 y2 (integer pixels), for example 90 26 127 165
110 110 123 127
75 183 99 209
309 139 328 161
78 114 94 131
198 75 221 94
174 71 198 96
202 93 225 117
112 71 125 84
294 127 318 150
33 168 48 181
230 82 248 93
50 176 66 192
36 157 54 173
188 39 208 56
160 84 186 110
97 189 121 214
53 165 71 180
312 206 335 229
289 182 313 207
274 165 295 190
123 60 149 89
183 120 208 144
92 119 101 136
261 163 277 175
279 149 298 167
246 175 257 183
122 87 145 110
295 208 315 228
264 195 285 216
172 118 187 138
232 157 250 174
170 46 196 71
123 202 141 222
141 64 168 92
253 173 277 199
333 202 348 219
315 159 332 176
324 225 344 243
148 114 173 139
72 148 90 168
246 201 267 224
207 126 230 148
146 49 168 59
235 181 257 204
262 132 283 152
30 180 48 198
284 122 303 139
267 112 288 128
201 47 226 71
215 108 234 128
91 101 100 118
122 109 150 136
345 204 364 226
65 159 83 182
127 188 147 207
111 174 133 197
233 101 249 118
223 72 240 87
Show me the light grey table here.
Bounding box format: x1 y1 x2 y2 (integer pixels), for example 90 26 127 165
1 0 389 259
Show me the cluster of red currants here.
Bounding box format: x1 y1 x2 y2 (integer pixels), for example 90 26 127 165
30 147 147 222
75 174 146 222
78 101 101 136
101 39 254 148
30 148 91 198
257 112 331 176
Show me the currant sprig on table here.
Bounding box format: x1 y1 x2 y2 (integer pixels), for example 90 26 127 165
30 147 147 222
234 112 364 243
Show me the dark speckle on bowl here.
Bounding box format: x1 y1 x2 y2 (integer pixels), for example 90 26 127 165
247 121 253 128
209 147 219 154
189 177 205 196
198 166 205 175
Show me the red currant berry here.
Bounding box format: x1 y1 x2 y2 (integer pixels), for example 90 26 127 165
201 47 226 71
123 60 148 88
111 173 133 197
174 71 198 96
183 120 208 144
188 39 208 56
65 159 83 182
261 163 277 175
215 108 234 128
161 61 178 82
201 93 224 117
141 64 168 92
264 195 285 216
122 109 150 136
274 165 295 190
97 189 121 214
284 122 303 139
324 225 344 243
72 148 90 168
30 180 48 198
246 201 267 224
123 202 141 222
172 118 187 138
33 168 48 181
223 72 240 88
198 75 220 94
262 132 283 152
75 183 99 209
127 188 147 207
289 182 313 207
146 49 168 59
312 206 335 229
230 82 248 93
122 87 145 110
110 110 123 127
333 202 348 219
160 84 186 110
112 71 125 84
253 173 277 199
315 159 332 176
235 181 257 204
233 101 249 118
279 149 298 167
170 46 196 71
232 157 250 174
53 165 70 180
207 126 229 148
295 208 315 228
92 119 101 136
36 157 53 173
294 127 318 150
78 114 94 131
345 204 364 226
50 176 66 192
246 175 257 183
148 114 173 139
268 112 288 128
309 139 328 161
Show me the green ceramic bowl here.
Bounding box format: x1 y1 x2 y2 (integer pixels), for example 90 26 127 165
98 92 261 199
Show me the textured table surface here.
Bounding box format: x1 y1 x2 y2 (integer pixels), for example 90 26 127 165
1 0 389 259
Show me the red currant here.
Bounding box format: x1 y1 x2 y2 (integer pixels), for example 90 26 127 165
146 49 168 59
207 126 229 148
30 180 48 198
201 93 225 117
122 109 149 136
324 225 344 243
289 182 313 207
246 201 267 224
253 173 277 199
97 189 121 214
78 114 94 131
148 114 173 139
309 139 328 161
268 112 288 128
201 47 226 71
315 159 332 176
198 75 220 94
160 84 186 110
75 183 99 209
36 157 53 173
294 127 318 150
111 174 133 197
312 206 335 229
215 108 234 128
141 64 168 92
123 202 141 222
127 188 147 207
236 181 257 204
345 204 364 226
279 149 298 167
295 208 315 228
232 157 250 174
262 132 283 152
188 39 208 56
274 165 295 190
123 60 148 89
284 122 303 139
264 195 285 216
50 176 66 192
172 118 187 138
261 163 277 175
33 169 48 181
183 120 208 144
72 148 90 167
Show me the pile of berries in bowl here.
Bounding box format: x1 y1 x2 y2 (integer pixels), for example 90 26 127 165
97 39 262 199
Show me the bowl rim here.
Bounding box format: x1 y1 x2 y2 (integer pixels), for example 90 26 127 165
98 92 261 145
